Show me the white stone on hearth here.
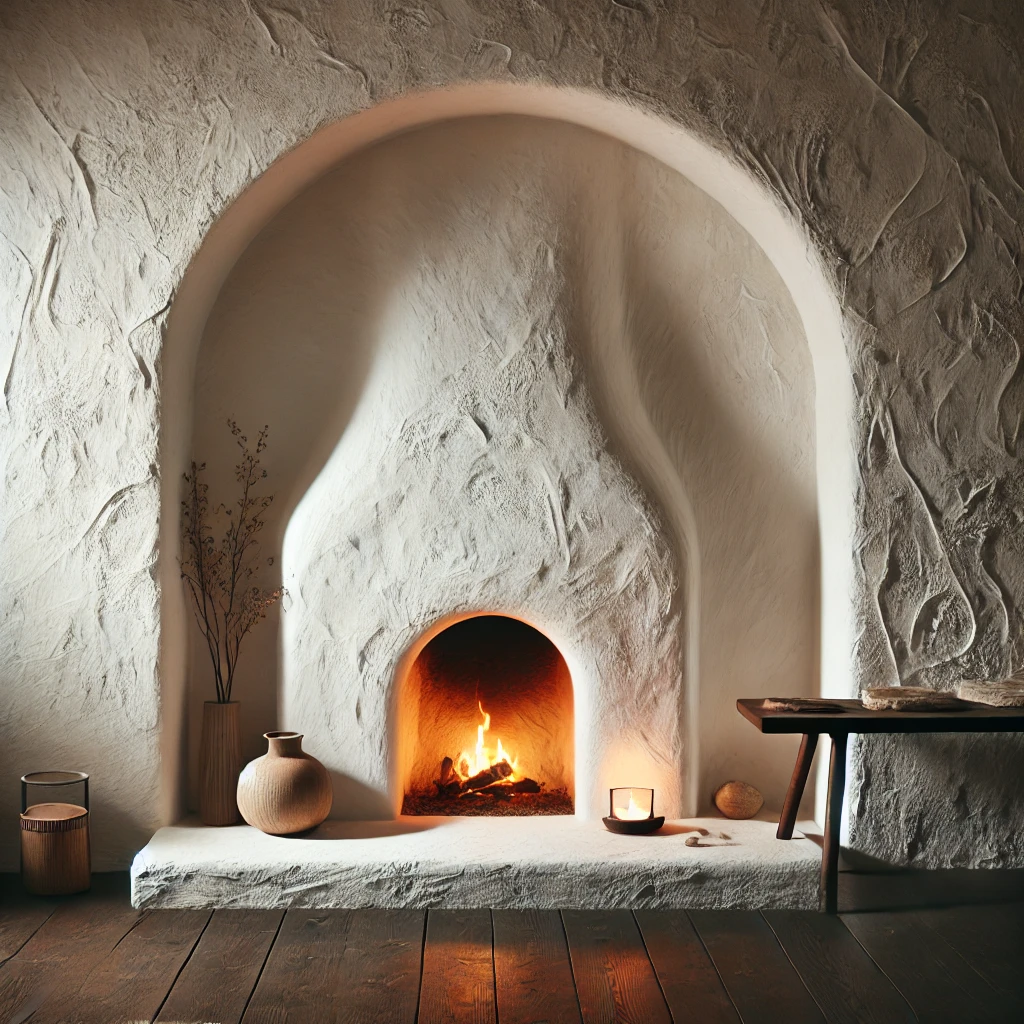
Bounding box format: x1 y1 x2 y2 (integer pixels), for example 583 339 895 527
130 816 820 911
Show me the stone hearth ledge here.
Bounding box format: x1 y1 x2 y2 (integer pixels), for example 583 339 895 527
130 816 820 910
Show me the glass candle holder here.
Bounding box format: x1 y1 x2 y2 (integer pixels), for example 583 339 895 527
603 787 663 834
609 787 654 820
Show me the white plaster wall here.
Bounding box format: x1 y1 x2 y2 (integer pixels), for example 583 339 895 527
1 0 1021 868
195 115 815 821
221 117 687 819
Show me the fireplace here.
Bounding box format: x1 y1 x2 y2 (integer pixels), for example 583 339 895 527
136 88 847 910
223 108 826 829
399 615 573 816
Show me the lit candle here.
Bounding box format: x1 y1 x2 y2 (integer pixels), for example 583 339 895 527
604 786 663 833
610 787 654 820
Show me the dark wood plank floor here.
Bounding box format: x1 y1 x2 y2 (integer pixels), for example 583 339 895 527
1 874 1022 1023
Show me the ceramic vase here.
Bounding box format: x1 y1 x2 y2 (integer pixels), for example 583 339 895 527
236 731 333 835
199 700 243 825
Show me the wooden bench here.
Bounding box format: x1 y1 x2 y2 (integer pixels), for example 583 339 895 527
737 697 1024 912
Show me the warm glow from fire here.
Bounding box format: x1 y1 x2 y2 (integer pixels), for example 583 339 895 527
455 702 518 780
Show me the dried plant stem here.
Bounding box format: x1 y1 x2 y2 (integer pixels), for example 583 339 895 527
180 421 283 703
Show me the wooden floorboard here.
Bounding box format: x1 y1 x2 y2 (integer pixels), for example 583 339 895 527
155 908 283 1024
764 910 915 1023
493 909 582 1024
842 909 1017 1022
561 909 671 1024
418 909 496 1024
3 872 1024 1022
915 902 1024 1006
242 908 425 1024
0 877 140 1024
31 908 211 1024
689 910 825 1024
634 910 740 1022
0 889 55 966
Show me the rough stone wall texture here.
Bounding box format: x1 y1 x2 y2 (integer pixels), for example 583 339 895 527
0 0 1021 868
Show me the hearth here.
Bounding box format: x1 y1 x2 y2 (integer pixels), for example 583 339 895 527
400 615 573 816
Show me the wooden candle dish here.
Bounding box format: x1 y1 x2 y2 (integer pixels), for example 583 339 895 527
602 814 666 835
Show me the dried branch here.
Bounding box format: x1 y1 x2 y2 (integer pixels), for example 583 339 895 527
180 421 284 702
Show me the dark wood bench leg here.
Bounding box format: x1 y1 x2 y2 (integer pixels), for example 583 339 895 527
820 732 847 914
777 732 818 840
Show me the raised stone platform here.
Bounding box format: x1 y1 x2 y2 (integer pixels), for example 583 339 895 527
131 815 821 910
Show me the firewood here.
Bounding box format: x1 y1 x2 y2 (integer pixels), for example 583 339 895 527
434 779 460 798
509 778 541 794
439 756 454 785
460 760 513 792
467 782 513 800
457 776 543 799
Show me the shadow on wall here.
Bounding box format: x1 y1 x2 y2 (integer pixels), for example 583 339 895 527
558 147 819 809
621 251 819 809
186 153 417 801
189 121 556 805
87 796 155 873
185 114 819 815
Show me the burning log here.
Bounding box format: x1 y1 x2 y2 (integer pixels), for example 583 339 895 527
431 753 544 803
509 778 541 794
460 776 543 799
433 756 461 798
460 759 513 792
464 782 514 801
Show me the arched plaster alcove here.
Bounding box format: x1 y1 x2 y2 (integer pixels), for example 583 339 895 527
167 90 850 825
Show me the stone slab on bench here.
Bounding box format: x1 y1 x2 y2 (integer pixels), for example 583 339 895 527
130 815 820 910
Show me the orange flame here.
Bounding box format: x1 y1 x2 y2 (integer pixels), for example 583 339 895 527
455 701 518 780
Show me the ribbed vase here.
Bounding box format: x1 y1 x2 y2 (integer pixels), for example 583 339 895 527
20 802 91 895
237 731 332 835
199 700 242 826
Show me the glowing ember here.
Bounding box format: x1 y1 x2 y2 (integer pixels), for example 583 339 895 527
455 702 519 780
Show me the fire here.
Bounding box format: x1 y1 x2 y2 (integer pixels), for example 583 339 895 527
455 702 518 780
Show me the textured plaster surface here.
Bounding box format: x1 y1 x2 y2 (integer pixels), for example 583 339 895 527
198 115 815 821
130 816 820 910
1 0 1022 868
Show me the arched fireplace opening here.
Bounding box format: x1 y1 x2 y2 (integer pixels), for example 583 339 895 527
400 615 574 816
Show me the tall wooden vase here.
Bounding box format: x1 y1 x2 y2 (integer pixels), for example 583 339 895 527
199 700 242 825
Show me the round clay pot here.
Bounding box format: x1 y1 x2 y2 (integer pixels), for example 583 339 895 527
237 732 332 835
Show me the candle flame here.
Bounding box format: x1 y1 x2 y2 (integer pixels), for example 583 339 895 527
612 788 652 820
619 792 649 820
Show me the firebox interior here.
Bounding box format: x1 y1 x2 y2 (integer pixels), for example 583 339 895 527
400 615 574 815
